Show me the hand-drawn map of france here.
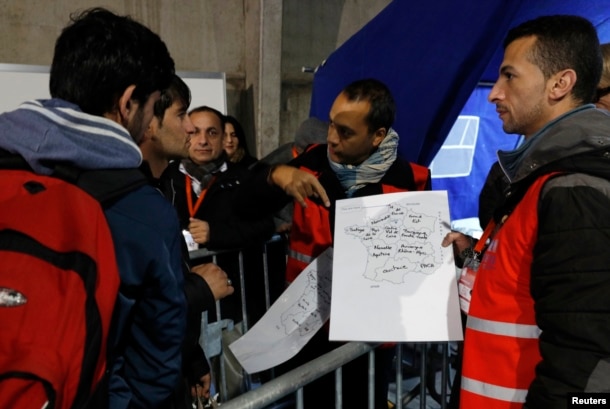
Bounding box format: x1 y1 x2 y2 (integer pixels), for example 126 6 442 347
345 201 441 284
329 190 463 343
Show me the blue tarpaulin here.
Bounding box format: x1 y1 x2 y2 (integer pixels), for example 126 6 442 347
310 0 610 222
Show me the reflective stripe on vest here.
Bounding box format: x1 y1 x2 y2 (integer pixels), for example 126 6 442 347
287 248 314 265
466 316 541 339
462 376 528 403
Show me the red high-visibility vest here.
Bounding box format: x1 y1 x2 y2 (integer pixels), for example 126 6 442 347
460 174 556 408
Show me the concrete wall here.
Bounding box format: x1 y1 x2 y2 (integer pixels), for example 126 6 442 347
0 0 391 157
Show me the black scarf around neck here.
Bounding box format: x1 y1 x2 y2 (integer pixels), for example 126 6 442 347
181 153 227 189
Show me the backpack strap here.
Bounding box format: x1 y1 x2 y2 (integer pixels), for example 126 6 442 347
53 165 147 206
0 148 147 206
0 148 28 169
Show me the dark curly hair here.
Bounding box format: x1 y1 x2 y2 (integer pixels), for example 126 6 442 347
50 7 175 116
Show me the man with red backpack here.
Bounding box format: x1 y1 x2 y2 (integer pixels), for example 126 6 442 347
0 8 186 409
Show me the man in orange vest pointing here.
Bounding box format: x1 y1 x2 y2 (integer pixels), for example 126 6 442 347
443 15 610 409
238 78 431 408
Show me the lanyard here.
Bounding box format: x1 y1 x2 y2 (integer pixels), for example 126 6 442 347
473 219 497 254
186 174 216 218
291 145 300 158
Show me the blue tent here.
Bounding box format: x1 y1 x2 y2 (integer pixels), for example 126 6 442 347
309 0 610 223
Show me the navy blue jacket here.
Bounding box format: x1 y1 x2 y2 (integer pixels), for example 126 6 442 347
105 186 186 408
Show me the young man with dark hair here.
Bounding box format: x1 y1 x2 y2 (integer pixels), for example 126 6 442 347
140 75 235 408
141 74 195 183
443 15 610 409
0 8 186 408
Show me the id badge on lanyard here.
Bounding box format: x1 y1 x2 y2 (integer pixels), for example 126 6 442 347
458 220 496 314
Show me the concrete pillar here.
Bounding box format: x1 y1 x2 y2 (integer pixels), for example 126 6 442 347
245 0 283 159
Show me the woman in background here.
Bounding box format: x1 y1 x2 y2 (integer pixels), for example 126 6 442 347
223 115 257 169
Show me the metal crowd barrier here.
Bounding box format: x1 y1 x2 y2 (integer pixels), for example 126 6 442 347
189 235 457 408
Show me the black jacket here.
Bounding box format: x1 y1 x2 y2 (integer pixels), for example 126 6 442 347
478 160 509 228
161 160 275 250
161 160 276 322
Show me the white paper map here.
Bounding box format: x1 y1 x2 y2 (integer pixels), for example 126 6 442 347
329 190 463 342
228 248 333 374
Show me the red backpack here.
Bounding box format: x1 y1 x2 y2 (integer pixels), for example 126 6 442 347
0 153 146 409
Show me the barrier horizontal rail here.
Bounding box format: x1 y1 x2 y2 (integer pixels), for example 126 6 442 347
220 342 378 409
189 233 286 260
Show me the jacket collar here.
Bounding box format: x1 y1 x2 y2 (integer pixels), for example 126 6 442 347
497 105 610 184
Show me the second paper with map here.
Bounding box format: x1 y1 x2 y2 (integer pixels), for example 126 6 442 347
329 190 463 342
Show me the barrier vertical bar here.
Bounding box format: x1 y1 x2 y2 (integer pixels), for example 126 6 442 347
296 388 304 409
262 241 272 310
441 342 448 409
238 250 248 332
368 349 375 409
335 366 342 409
420 343 428 409
211 253 229 401
396 344 403 409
